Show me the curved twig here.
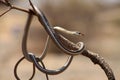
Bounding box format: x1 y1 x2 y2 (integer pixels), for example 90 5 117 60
39 36 50 60
29 64 36 80
39 60 49 80
14 57 36 80
29 53 73 75
14 57 25 80
14 56 50 80
22 10 33 62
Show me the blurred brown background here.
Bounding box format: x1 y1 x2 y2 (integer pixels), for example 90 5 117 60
0 0 120 80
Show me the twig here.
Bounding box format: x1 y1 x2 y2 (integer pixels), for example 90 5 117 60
0 7 12 17
0 0 30 17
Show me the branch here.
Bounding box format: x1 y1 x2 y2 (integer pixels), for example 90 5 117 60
58 35 115 80
0 7 12 17
82 50 115 80
0 0 30 17
0 0 11 6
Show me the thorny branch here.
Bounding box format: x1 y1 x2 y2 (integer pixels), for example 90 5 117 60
0 0 116 80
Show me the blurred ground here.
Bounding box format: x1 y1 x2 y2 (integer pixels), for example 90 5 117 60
0 0 120 80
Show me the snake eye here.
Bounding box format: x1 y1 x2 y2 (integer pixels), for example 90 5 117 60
76 31 84 36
